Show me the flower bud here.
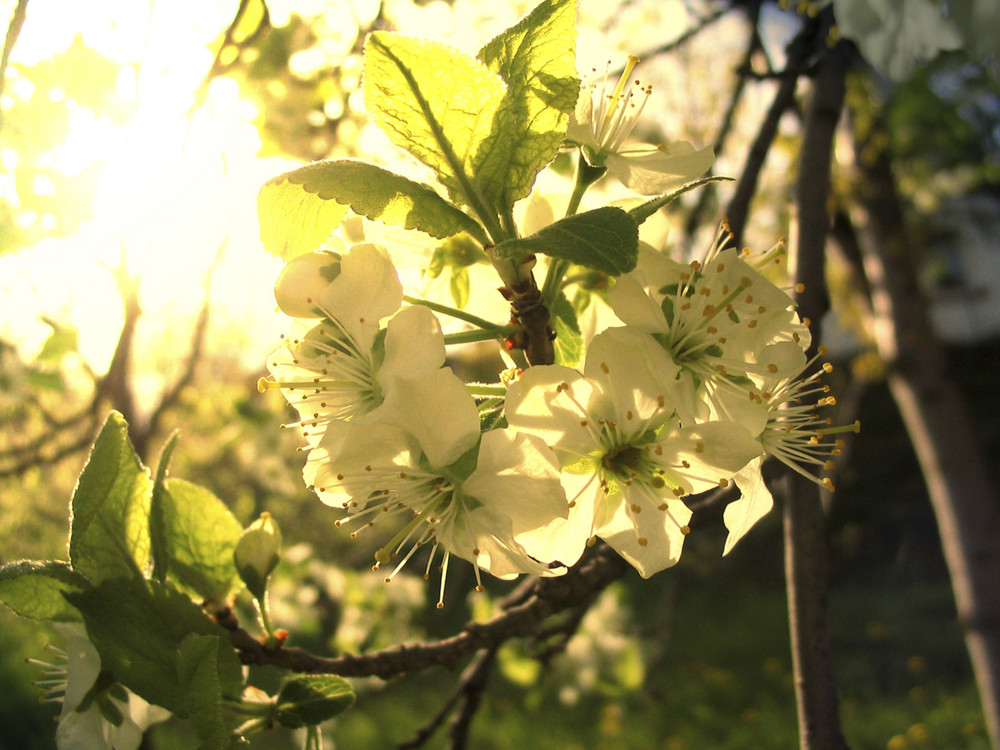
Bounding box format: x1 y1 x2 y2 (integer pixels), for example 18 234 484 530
235 512 283 600
273 244 345 318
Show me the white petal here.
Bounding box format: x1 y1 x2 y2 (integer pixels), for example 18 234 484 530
724 457 775 555
513 471 598 569
463 430 568 540
273 248 344 318
379 305 445 383
606 142 714 195
319 243 403 345
505 366 601 459
598 495 692 578
381 368 480 469
584 327 680 427
606 274 668 333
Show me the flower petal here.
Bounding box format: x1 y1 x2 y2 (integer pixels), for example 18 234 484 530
381 368 480 469
318 243 403 346
724 456 775 555
606 142 714 195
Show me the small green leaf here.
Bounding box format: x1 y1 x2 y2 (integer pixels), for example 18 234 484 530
277 160 488 245
0 560 90 621
550 293 583 367
177 634 231 749
257 175 350 261
69 412 152 584
494 206 639 275
363 32 507 214
158 479 244 601
477 0 579 206
65 578 243 716
275 674 355 729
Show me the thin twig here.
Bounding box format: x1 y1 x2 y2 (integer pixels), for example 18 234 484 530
725 15 821 246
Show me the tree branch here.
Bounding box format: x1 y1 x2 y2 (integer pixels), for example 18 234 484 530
229 543 629 679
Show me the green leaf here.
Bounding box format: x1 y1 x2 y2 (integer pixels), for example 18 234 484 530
150 432 179 584
177 634 231 749
550 293 583 367
628 175 733 224
276 160 488 245
257 175 350 261
363 32 507 216
65 578 243 716
477 0 579 206
275 674 355 729
494 206 639 275
158 479 244 601
69 412 152 584
0 560 90 621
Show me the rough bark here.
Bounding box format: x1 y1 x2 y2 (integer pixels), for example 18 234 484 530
849 83 1000 750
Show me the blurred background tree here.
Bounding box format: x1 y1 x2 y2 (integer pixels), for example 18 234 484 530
1 1 998 748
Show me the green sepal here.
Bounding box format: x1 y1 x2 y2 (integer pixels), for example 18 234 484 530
494 206 639 275
275 674 356 729
69 412 152 584
0 560 90 621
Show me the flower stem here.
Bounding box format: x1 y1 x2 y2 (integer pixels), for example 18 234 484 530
403 295 503 330
444 327 517 346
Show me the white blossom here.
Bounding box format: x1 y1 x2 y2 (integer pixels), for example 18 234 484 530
567 56 714 195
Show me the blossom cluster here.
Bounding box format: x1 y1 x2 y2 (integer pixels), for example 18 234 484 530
260 221 852 602
258 44 857 603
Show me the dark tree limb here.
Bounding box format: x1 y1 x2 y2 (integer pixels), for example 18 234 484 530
785 19 851 750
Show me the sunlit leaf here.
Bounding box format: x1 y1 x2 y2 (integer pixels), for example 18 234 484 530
478 0 579 206
69 412 152 584
494 206 638 275
257 175 350 261
65 578 244 715
158 478 244 601
278 159 488 244
0 560 90 622
363 32 507 214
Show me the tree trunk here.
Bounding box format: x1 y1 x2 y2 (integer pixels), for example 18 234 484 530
849 83 1000 750
784 29 851 750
